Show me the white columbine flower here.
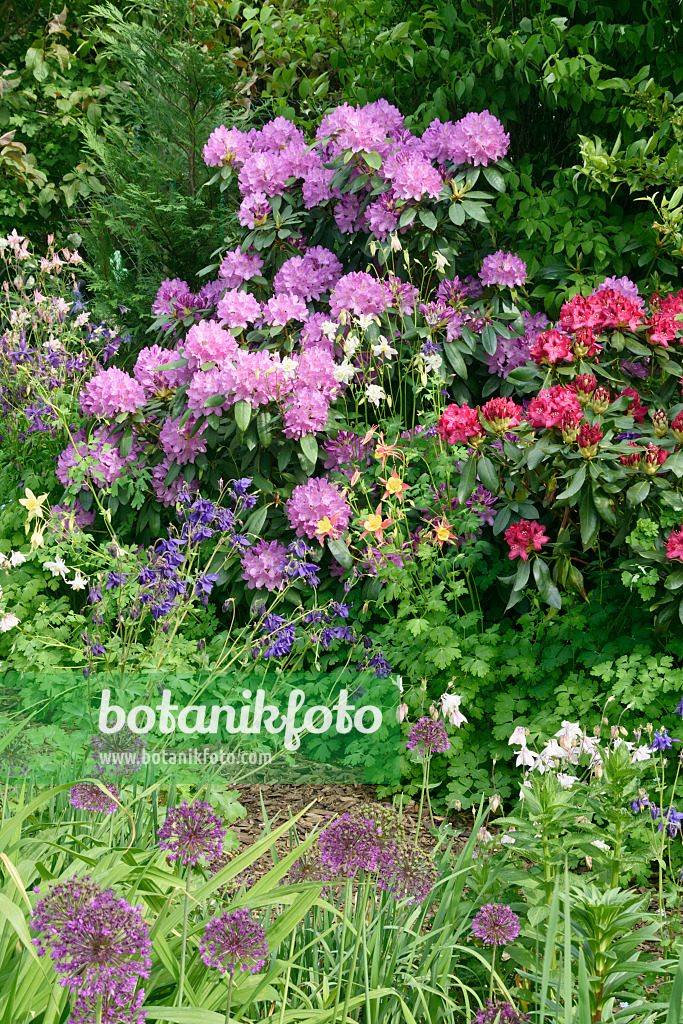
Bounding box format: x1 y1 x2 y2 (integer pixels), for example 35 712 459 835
515 746 537 768
556 773 578 789
424 352 443 374
44 555 69 579
0 613 20 631
321 320 338 340
365 384 386 407
591 839 611 853
500 834 516 845
357 314 378 332
343 333 360 358
372 335 398 360
332 361 357 385
440 692 468 727
631 744 652 763
509 726 528 747
9 551 26 567
434 251 450 272
280 357 298 378
69 572 88 591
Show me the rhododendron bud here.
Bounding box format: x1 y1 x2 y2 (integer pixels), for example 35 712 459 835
529 329 573 365
591 386 610 415
480 397 522 433
672 412 683 442
437 403 485 444
643 443 668 476
561 410 581 443
572 326 600 359
577 423 603 458
504 520 550 561
652 409 668 438
573 373 598 406
667 529 683 561
619 443 641 469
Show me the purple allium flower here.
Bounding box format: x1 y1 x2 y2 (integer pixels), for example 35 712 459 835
319 812 396 877
90 728 146 778
479 251 527 289
474 1000 530 1023
30 876 151 1010
384 845 439 904
406 717 450 756
70 782 119 814
158 801 227 866
471 904 520 947
199 908 268 976
650 729 680 752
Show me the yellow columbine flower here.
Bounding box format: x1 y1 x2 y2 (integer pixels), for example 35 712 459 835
30 526 45 550
315 513 341 541
18 488 49 522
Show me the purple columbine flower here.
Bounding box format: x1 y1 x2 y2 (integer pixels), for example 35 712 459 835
650 729 680 752
70 782 119 814
471 904 520 947
474 1000 530 1023
105 572 129 590
653 806 683 838
195 572 220 597
199 908 268 975
232 477 252 496
675 698 683 718
630 797 650 813
367 653 392 678
158 801 226 866
406 717 450 756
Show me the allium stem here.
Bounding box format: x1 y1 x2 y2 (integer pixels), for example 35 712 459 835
224 971 234 1024
341 875 370 1024
416 755 431 847
332 876 352 1022
178 863 192 1007
489 947 496 1003
94 994 103 1024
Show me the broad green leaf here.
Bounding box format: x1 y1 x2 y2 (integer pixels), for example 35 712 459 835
419 209 438 231
533 558 562 609
234 399 252 432
555 464 586 502
579 488 599 549
477 455 499 493
443 342 467 378
328 537 353 568
626 479 651 505
203 393 226 408
457 455 478 504
448 202 465 226
481 324 498 355
299 434 318 465
666 570 683 591
244 504 268 537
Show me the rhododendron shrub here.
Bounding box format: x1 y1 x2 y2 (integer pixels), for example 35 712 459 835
438 280 683 626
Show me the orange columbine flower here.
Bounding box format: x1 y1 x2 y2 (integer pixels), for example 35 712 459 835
374 432 404 469
315 513 342 541
359 503 393 544
380 469 410 502
433 517 456 549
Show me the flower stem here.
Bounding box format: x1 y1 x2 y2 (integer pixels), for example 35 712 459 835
224 972 234 1024
178 862 192 1007
94 994 103 1024
489 946 496 1003
416 755 430 847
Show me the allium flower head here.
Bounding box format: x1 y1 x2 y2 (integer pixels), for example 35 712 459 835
406 717 450 755
90 727 146 777
471 903 520 946
70 782 119 814
200 908 268 975
158 800 227 866
474 1000 530 1023
319 806 400 877
479 250 526 289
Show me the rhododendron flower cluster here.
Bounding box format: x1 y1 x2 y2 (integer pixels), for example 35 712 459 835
286 478 352 543
437 403 485 444
80 367 147 418
479 250 526 289
505 521 549 561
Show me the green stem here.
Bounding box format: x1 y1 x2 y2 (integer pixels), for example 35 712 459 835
341 876 370 1024
95 994 103 1024
332 876 352 1022
489 946 496 1003
224 972 234 1024
178 862 192 1007
416 755 430 848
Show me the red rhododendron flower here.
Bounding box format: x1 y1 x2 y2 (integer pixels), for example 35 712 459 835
667 528 683 562
504 520 549 561
643 443 668 475
529 329 573 365
480 397 523 432
437 403 485 444
526 386 582 429
619 387 647 424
